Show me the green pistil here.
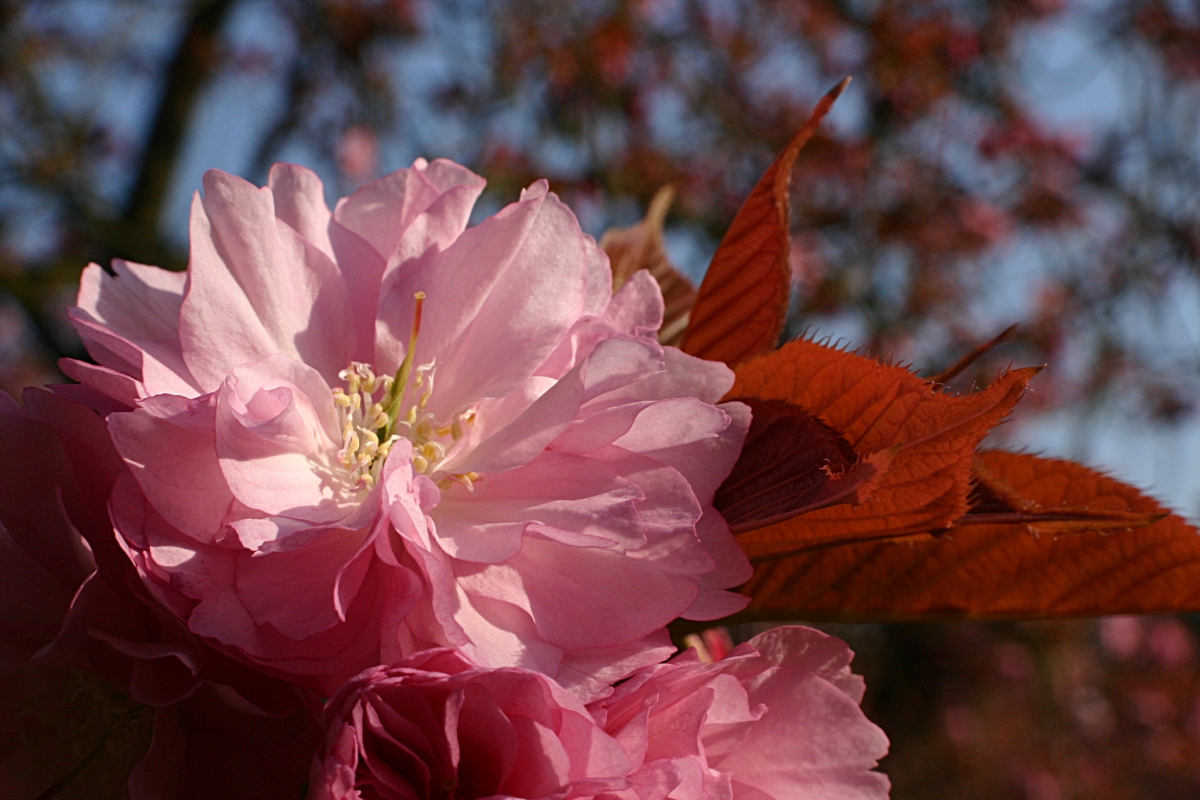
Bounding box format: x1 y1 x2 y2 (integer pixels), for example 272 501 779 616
381 291 425 441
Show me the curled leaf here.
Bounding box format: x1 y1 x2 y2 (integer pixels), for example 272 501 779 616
729 338 1038 555
714 398 889 533
599 185 696 346
680 78 851 366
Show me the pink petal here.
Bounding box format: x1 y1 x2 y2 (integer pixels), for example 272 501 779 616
376 182 589 419
455 682 520 793
109 395 234 542
554 629 675 703
557 705 635 782
180 172 353 389
335 159 485 364
187 557 386 689
48 382 131 416
582 234 615 317
74 260 199 396
529 269 661 384
461 536 697 651
717 677 890 800
58 358 142 412
435 450 645 561
689 509 751 599
740 627 867 703
613 398 747 506
505 716 572 798
460 336 662 475
643 686 713 761
590 447 708 575
334 157 484 263
215 356 347 521
234 524 374 640
330 221 388 364
602 269 664 335
449 592 564 675
66 307 144 378
707 628 890 800
0 525 77 668
548 401 652 457
595 347 736 410
268 163 334 259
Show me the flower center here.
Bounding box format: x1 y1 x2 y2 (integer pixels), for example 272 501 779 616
332 362 399 489
331 292 479 492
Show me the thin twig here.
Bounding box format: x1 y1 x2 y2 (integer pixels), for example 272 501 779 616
928 323 1019 385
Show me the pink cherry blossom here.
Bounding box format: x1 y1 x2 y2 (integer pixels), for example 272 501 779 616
588 626 891 800
0 388 320 798
311 629 889 800
308 649 632 800
64 159 751 693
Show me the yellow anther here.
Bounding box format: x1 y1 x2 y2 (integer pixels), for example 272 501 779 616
438 471 482 492
335 330 462 492
359 365 377 394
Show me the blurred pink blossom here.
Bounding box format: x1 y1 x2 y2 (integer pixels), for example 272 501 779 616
337 126 379 181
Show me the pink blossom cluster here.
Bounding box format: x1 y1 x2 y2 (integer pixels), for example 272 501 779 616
0 159 888 798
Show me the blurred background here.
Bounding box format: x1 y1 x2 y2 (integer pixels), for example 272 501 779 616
4 0 1200 796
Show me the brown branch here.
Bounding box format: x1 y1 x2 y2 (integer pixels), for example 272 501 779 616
122 0 237 237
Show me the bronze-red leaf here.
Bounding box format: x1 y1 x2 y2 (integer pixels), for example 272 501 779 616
715 398 888 533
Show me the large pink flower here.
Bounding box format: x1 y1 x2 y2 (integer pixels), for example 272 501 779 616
309 649 631 800
589 626 891 800
65 159 751 693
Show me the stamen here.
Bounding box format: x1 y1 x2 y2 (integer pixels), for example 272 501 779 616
330 296 479 492
437 471 481 492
